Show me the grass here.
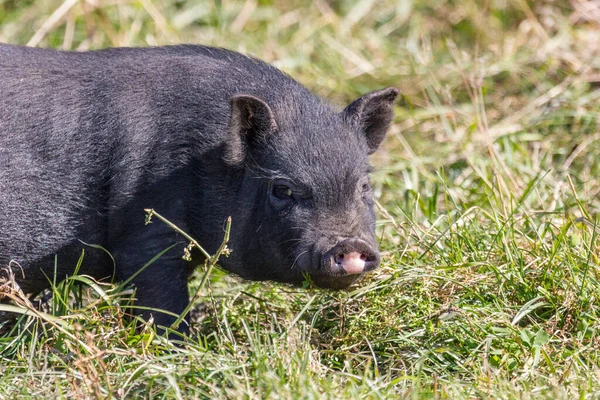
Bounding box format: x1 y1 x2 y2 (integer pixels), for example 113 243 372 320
2 0 600 398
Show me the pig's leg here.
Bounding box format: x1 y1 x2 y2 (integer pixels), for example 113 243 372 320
128 250 191 334
109 218 192 334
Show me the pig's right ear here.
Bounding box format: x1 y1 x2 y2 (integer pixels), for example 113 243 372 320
224 94 278 165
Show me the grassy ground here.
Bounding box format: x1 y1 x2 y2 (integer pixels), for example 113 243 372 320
2 0 600 398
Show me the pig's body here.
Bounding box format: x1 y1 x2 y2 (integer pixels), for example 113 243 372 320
0 44 397 332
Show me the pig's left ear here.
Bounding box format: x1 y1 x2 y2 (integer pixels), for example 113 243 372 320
225 94 278 165
342 87 399 154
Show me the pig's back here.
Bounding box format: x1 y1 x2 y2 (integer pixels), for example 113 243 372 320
0 44 316 264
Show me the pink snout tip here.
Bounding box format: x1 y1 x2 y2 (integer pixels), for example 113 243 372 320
337 251 366 274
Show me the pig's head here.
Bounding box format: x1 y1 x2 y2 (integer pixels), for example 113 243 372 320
219 87 398 289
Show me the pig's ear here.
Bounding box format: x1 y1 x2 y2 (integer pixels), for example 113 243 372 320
225 94 278 165
342 87 398 154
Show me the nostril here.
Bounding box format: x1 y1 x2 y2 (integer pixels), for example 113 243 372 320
334 251 366 275
336 252 371 264
323 238 381 275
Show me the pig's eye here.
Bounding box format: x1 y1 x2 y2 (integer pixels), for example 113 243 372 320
272 184 294 200
362 183 371 193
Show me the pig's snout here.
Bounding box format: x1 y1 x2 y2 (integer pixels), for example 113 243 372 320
324 238 380 275
334 252 367 274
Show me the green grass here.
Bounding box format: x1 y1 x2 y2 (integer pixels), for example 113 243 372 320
2 0 600 398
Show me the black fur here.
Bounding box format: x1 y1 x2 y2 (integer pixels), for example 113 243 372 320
0 44 398 331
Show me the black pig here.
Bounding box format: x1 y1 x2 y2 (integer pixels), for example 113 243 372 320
0 44 398 331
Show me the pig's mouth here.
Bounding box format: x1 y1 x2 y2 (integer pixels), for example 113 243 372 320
301 238 381 290
310 273 362 290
